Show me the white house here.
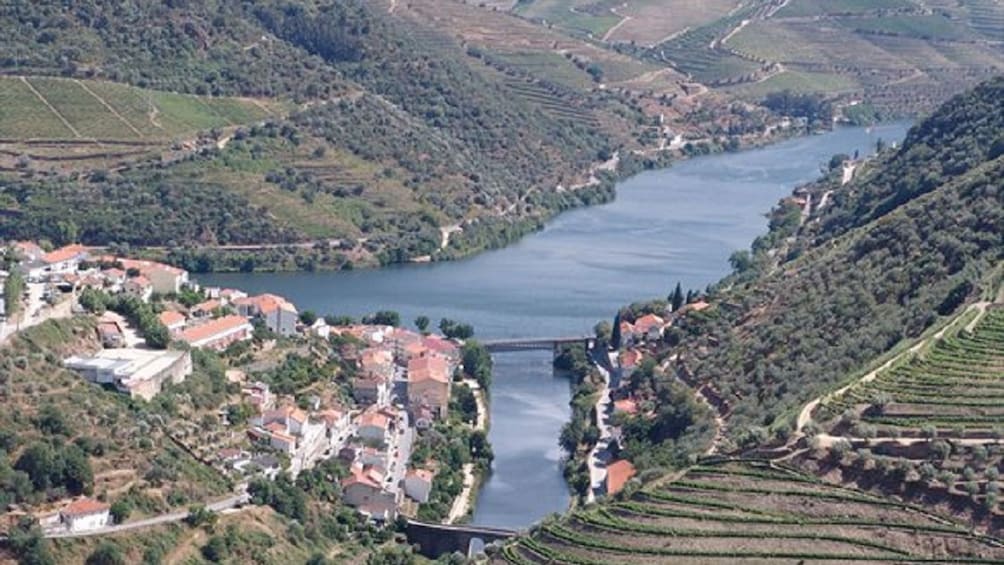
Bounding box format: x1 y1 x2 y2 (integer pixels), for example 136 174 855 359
60 498 110 533
404 468 435 503
234 294 298 336
341 465 397 520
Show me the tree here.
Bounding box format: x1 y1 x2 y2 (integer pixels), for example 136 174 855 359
86 542 126 565
201 536 229 563
362 310 400 326
109 500 132 524
298 310 318 326
439 318 474 340
414 315 430 333
15 442 57 491
7 519 55 565
611 312 622 350
669 282 684 312
728 250 753 274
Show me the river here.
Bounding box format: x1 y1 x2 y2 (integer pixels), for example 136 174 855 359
200 121 910 529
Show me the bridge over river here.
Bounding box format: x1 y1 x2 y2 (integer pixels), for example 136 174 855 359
480 335 594 354
405 519 518 558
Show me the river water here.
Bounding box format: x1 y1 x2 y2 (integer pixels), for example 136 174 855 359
200 122 910 528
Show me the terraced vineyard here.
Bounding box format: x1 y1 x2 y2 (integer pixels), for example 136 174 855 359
502 80 602 128
497 459 1004 563
653 4 768 85
0 76 277 141
822 307 1004 432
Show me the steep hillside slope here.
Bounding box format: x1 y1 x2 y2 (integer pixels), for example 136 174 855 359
0 1 641 265
671 78 1002 444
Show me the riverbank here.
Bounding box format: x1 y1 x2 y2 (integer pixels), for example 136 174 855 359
136 119 830 275
197 121 912 529
446 379 490 524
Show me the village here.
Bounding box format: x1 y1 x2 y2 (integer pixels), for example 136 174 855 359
0 242 484 535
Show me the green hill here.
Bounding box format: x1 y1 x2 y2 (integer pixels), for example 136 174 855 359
498 459 1004 563
0 76 278 142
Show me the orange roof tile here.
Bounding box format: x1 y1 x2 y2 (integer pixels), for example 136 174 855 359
177 315 251 345
606 460 637 495
42 244 87 264
408 354 450 384
614 398 639 415
634 314 665 333
191 299 221 314
61 498 110 517
159 311 186 327
342 465 384 490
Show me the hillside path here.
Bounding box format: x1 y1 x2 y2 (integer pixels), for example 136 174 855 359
793 300 991 441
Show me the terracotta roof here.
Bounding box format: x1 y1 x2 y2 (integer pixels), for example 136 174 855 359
289 408 308 424
102 268 126 279
191 299 221 314
177 315 251 345
159 311 186 327
61 498 110 517
606 460 637 495
422 336 458 356
42 244 88 264
118 258 186 276
235 293 295 314
342 465 384 490
621 349 643 368
359 406 393 430
634 314 665 333
614 398 639 415
619 321 636 334
408 354 450 384
126 275 151 287
319 409 345 426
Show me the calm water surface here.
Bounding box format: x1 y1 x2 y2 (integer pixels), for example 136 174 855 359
201 122 910 528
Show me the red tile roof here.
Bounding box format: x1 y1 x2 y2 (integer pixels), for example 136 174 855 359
408 354 450 384
614 398 639 415
234 294 295 314
342 465 384 490
177 315 251 345
606 460 637 495
42 244 88 264
633 314 665 333
61 498 110 517
159 311 186 327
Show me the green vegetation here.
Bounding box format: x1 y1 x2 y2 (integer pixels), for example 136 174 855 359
77 289 169 349
499 459 1004 563
0 76 275 141
824 309 1004 431
668 78 1003 444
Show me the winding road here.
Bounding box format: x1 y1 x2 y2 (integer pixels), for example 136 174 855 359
793 300 992 444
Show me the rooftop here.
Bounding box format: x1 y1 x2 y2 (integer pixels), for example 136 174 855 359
61 498 110 517
177 315 251 345
42 244 88 265
606 459 637 495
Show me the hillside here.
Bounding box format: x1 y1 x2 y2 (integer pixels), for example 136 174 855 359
491 74 1004 565
669 78 1002 446
0 319 231 534
507 0 1004 115
496 459 1004 563
0 0 785 267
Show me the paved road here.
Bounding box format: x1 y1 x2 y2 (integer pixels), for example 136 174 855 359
586 351 615 503
43 494 249 539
